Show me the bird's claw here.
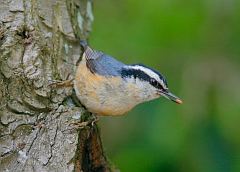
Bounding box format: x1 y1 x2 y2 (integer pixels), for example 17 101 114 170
69 115 99 129
49 79 74 88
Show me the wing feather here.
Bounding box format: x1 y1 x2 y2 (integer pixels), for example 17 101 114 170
84 46 125 76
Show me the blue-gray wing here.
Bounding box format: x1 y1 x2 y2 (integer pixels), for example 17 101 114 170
84 46 125 76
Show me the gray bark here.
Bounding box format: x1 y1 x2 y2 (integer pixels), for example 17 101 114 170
0 0 111 171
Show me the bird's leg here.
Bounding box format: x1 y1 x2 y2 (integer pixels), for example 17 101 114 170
49 79 74 88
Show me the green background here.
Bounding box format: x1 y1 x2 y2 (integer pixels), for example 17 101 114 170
90 0 240 171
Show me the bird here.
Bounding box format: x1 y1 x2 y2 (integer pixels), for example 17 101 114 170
74 41 182 116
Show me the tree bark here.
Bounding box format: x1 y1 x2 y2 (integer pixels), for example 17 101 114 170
0 0 111 171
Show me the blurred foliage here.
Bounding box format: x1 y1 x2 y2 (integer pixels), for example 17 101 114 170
89 0 240 172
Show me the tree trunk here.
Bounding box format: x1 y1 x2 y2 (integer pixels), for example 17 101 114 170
0 0 111 171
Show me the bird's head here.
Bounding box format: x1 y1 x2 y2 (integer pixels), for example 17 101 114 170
121 64 182 104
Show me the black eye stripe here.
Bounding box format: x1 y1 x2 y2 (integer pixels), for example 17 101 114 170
121 68 165 90
121 69 150 81
128 64 168 88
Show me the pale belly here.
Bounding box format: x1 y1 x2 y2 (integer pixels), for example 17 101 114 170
74 62 138 116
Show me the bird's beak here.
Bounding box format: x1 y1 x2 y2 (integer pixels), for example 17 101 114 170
159 90 183 104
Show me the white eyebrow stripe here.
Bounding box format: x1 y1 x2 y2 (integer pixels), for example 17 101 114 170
125 65 167 89
127 65 160 81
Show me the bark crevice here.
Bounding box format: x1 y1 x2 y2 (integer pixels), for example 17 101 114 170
0 0 112 171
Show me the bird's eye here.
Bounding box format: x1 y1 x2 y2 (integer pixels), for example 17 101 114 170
150 79 165 90
150 79 158 86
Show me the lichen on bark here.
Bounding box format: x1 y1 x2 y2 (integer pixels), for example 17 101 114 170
0 0 111 171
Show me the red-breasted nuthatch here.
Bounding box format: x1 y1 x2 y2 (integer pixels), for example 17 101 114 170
74 42 182 116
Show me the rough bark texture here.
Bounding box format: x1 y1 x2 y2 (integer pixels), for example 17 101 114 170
0 0 111 171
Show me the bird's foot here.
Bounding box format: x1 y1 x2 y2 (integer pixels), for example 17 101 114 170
69 115 99 129
49 79 74 88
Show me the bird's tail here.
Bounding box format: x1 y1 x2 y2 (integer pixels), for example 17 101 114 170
80 40 88 51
